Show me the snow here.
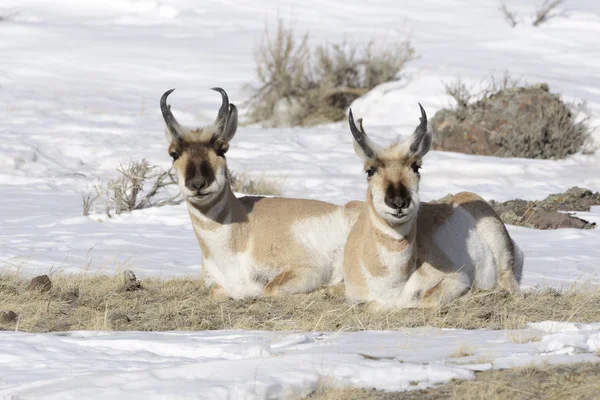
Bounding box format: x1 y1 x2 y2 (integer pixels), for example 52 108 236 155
2 0 600 397
3 323 600 399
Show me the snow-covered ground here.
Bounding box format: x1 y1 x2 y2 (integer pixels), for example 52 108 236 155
2 0 600 397
2 322 600 399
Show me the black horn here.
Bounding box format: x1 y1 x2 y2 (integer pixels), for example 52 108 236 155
410 103 432 157
349 109 377 159
211 87 230 132
411 103 428 143
160 88 184 139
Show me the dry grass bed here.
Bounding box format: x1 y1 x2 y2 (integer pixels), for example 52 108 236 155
1 273 600 333
305 362 600 400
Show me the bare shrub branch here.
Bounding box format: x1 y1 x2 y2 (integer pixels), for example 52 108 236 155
81 192 100 216
442 79 474 109
84 159 182 217
83 161 283 216
500 1 563 27
533 0 562 26
500 3 518 27
246 18 414 127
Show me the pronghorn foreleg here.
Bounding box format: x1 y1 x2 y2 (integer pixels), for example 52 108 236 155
324 281 346 298
208 283 231 300
263 269 321 297
418 274 471 308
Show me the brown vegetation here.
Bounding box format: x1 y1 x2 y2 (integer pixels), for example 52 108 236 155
2 272 600 333
245 18 414 127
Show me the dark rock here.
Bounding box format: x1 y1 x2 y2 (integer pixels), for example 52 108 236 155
26 275 52 292
489 186 600 230
109 313 131 326
120 270 141 292
49 322 72 332
438 186 600 230
0 310 17 323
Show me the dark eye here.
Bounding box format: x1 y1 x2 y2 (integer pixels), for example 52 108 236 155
170 151 180 161
216 143 229 157
411 162 421 174
366 168 376 177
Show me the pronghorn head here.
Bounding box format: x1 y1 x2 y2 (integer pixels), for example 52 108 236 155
161 87 238 206
348 105 432 226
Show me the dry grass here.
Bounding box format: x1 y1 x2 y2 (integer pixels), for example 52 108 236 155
303 362 600 399
506 331 543 344
2 272 600 333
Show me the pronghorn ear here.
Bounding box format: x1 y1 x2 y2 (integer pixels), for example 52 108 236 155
212 87 238 143
353 141 373 162
409 103 432 158
221 104 238 143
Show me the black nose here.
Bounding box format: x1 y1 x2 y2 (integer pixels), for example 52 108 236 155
389 196 410 210
188 177 207 191
385 183 411 211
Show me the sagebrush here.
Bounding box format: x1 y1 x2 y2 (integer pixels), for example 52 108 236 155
245 18 414 127
432 74 591 159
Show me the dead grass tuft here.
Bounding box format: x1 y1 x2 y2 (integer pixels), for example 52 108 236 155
302 362 600 399
2 272 600 333
449 345 475 358
506 331 543 344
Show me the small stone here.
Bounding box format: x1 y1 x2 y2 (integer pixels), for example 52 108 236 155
109 313 130 325
26 275 52 292
0 310 17 323
49 322 72 332
121 270 141 292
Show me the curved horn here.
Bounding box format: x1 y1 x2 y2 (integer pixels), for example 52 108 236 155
160 88 184 140
211 87 230 131
349 109 377 159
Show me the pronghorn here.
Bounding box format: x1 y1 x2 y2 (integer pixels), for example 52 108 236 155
343 105 524 309
160 88 361 300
